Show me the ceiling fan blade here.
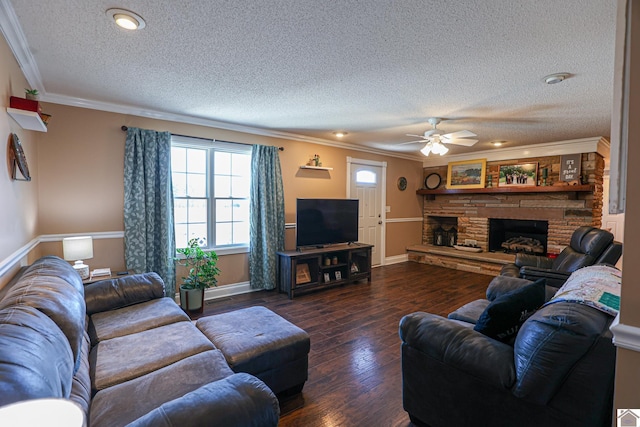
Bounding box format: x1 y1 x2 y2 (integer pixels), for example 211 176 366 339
442 138 479 147
406 133 424 138
442 130 476 139
398 139 426 145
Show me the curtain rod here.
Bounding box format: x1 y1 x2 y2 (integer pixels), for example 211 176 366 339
120 126 284 151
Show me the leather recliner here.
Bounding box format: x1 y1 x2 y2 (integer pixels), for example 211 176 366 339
400 266 619 427
500 226 622 288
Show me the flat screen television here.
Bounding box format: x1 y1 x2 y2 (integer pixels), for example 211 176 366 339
296 198 359 248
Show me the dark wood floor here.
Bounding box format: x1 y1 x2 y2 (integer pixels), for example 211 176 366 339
199 262 492 427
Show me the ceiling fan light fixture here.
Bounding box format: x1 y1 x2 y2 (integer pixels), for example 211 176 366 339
432 142 449 155
420 141 448 156
420 143 432 156
543 73 570 85
333 131 348 138
107 8 146 30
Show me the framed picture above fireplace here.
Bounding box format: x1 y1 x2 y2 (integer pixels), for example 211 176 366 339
446 159 486 189
498 162 538 187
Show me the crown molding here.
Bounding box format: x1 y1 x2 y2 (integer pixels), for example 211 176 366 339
421 136 610 167
0 0 45 91
41 92 424 162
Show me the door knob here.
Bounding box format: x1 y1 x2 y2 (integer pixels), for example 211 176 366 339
378 220 383 225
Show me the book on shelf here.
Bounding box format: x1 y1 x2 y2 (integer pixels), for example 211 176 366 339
90 268 111 278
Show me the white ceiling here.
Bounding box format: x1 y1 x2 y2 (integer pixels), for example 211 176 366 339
1 1 618 159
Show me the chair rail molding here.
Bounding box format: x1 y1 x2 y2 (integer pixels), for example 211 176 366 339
0 232 126 278
610 314 640 352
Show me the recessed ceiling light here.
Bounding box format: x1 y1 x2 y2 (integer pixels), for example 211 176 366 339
333 132 348 138
106 8 146 30
543 73 570 84
491 141 505 147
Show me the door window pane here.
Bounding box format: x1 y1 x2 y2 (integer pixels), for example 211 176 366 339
356 170 376 184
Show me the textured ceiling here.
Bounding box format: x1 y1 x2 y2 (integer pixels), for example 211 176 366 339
3 1 618 158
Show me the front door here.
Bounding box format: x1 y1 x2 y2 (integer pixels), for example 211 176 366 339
347 158 386 266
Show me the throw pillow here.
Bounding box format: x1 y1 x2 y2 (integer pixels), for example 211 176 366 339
474 278 546 343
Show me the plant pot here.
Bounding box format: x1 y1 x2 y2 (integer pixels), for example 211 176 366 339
25 94 39 101
179 286 204 314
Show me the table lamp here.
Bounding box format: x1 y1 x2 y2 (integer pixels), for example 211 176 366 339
63 236 93 279
0 398 86 426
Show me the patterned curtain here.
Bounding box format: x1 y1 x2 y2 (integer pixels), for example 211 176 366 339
124 127 176 296
249 145 285 290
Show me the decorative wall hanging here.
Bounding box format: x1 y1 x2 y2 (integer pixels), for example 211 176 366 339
560 154 582 183
424 172 441 189
397 176 407 191
498 162 538 187
446 159 486 189
9 133 31 181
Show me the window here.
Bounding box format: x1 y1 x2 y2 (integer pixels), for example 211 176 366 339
171 136 251 251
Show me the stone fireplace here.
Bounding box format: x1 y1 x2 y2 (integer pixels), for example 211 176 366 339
409 151 605 275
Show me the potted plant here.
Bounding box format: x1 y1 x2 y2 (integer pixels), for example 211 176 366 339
24 88 39 101
175 238 220 314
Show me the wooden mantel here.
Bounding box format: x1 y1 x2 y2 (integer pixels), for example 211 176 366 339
416 184 594 200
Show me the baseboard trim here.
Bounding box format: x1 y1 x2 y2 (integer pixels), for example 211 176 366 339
610 314 640 352
385 254 408 265
204 281 258 300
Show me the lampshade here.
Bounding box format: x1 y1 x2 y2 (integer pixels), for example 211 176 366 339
420 141 449 156
0 398 85 427
63 236 94 261
432 141 449 155
62 236 93 280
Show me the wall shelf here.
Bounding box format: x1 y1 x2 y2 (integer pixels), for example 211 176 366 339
299 165 333 171
416 184 594 200
7 108 47 132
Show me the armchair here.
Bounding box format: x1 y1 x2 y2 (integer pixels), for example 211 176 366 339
400 265 620 427
500 226 621 288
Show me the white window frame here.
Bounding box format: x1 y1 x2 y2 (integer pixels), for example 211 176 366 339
171 135 251 256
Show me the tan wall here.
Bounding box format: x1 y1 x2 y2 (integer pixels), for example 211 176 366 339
0 35 40 287
27 102 424 286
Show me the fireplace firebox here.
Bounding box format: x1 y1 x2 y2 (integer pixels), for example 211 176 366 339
489 219 549 254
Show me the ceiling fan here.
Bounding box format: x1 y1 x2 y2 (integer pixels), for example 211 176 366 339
403 117 479 156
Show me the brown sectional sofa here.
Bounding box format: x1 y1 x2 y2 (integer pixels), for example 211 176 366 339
0 256 280 426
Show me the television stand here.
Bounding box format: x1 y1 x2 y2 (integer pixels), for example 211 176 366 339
277 243 373 299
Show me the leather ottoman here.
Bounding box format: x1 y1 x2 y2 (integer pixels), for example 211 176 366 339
196 306 310 395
